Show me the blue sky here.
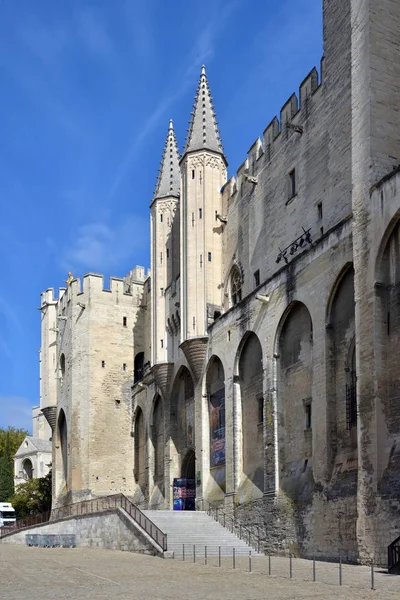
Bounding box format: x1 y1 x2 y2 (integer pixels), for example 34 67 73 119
0 0 322 432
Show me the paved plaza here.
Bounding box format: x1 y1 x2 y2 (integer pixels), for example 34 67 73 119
1 545 399 599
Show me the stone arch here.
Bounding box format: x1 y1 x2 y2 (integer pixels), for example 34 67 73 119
228 265 243 307
377 217 400 435
235 331 264 499
57 409 68 487
22 458 33 480
151 394 165 498
206 355 226 491
326 264 357 460
181 448 196 480
59 353 66 386
169 366 195 484
275 301 313 490
133 406 146 492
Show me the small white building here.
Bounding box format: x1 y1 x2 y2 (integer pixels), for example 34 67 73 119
14 436 52 486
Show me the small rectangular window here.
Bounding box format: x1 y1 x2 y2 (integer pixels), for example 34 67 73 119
160 213 163 223
160 288 164 297
200 254 203 268
199 208 202 219
317 202 323 221
258 397 264 424
160 251 163 264
192 212 195 227
208 252 212 262
305 403 311 429
254 270 260 287
101 360 105 368
166 248 170 258
160 339 164 348
123 363 127 371
123 316 127 327
289 169 296 199
192 170 195 179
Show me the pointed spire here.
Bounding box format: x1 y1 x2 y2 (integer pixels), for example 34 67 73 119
153 119 180 200
183 65 224 156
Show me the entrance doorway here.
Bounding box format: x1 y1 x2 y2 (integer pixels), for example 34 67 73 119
181 448 195 480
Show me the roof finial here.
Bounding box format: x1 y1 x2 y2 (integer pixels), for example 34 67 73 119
152 120 180 201
183 66 224 157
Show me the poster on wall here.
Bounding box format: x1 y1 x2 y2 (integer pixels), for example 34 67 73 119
186 400 194 447
210 388 225 467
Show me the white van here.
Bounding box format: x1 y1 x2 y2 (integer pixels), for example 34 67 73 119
0 502 16 528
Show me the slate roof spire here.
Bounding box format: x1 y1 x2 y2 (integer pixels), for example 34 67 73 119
153 119 180 200
183 65 224 157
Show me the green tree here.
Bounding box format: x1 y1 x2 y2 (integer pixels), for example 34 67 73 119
0 427 28 457
0 431 16 501
9 470 52 518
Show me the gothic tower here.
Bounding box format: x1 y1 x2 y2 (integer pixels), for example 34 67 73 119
180 66 227 350
150 120 180 365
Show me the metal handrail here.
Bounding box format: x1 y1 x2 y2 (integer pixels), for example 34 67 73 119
202 500 261 553
0 493 167 551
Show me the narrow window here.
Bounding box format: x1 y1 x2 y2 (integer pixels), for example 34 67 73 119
166 248 170 258
227 330 231 341
123 363 127 371
160 251 163 264
200 254 203 268
192 316 196 330
305 403 311 429
160 339 164 349
254 269 260 287
101 360 105 368
289 169 296 199
208 252 212 262
317 202 323 221
258 397 264 424
123 316 127 327
192 212 195 227
192 169 195 179
160 213 163 223
160 288 164 296
199 208 202 219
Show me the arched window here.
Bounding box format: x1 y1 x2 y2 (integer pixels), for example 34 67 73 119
59 354 65 386
134 352 144 383
22 459 33 480
230 266 242 306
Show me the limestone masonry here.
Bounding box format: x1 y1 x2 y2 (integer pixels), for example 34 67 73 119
32 0 400 565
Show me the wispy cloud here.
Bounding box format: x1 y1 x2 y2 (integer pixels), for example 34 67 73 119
109 0 242 199
76 8 118 65
0 396 33 433
61 214 149 273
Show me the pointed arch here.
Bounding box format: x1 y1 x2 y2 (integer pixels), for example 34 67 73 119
205 355 226 491
151 394 165 495
275 301 313 489
235 331 264 496
134 406 146 490
57 409 68 485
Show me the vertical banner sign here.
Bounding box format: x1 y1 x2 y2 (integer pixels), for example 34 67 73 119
210 388 225 467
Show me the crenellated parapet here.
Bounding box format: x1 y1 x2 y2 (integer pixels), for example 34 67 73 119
222 66 321 203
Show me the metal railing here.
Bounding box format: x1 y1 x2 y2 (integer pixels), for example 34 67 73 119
0 493 167 551
388 534 400 572
201 500 261 553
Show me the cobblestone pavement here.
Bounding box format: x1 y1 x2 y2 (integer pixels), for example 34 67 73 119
1 545 399 600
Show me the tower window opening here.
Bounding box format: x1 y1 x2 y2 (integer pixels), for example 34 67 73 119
258 397 264 424
305 402 312 429
192 170 195 179
101 360 105 368
123 316 127 327
317 202 323 221
160 251 163 264
288 168 296 199
123 363 127 371
208 252 212 262
200 254 203 268
199 208 202 219
254 270 260 287
160 339 164 349
160 214 163 223
166 248 170 258
192 212 195 227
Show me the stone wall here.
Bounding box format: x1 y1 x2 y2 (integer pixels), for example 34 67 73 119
0 509 161 556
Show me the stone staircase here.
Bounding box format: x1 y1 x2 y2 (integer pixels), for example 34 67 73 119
143 510 258 558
